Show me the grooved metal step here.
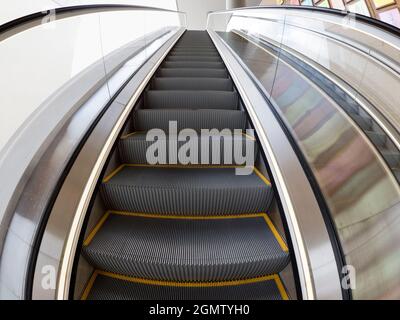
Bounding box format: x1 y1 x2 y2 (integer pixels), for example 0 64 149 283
101 166 273 215
152 77 233 91
80 30 286 301
163 61 224 69
171 49 217 53
174 41 214 48
83 272 287 300
83 213 289 282
169 51 219 56
145 90 238 110
172 45 216 48
167 55 222 62
133 109 247 132
119 131 257 164
158 68 228 78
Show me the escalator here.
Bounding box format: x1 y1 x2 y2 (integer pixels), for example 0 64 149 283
3 4 400 302
79 31 291 300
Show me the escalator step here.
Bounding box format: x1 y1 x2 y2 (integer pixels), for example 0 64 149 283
174 41 214 46
80 30 288 301
163 61 224 69
174 45 215 49
145 90 238 110
169 53 219 58
167 55 222 62
173 43 216 48
158 68 228 78
133 109 247 132
169 51 219 56
152 77 233 91
83 213 289 282
83 272 287 300
119 131 257 165
101 166 273 215
171 48 217 53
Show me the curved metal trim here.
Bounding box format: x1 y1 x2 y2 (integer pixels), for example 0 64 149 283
29 29 185 300
242 30 400 184
209 29 344 300
209 5 400 38
57 30 184 300
231 13 400 76
0 4 185 41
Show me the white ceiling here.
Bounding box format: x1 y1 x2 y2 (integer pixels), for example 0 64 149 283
177 0 226 30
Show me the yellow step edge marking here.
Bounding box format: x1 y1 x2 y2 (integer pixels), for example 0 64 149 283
242 131 256 141
83 212 111 246
253 167 271 186
124 164 245 169
274 275 289 300
120 131 255 141
263 215 288 252
81 213 289 299
110 210 266 220
83 211 287 254
102 164 126 183
112 211 287 251
81 270 98 300
120 131 140 140
102 164 245 183
103 164 271 186
83 211 267 246
81 271 289 300
96 270 277 288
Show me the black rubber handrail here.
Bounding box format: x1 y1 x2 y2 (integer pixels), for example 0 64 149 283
209 5 400 39
0 4 184 37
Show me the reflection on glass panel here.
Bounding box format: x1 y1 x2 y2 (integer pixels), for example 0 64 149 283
287 0 301 4
373 0 396 8
214 20 400 298
347 0 371 16
301 0 314 5
0 14 105 150
0 9 184 153
379 8 400 28
317 0 331 7
331 0 346 9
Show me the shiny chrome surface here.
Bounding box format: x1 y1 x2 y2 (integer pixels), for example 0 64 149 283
0 5 186 41
209 30 343 300
0 10 184 260
0 5 185 299
31 29 184 300
209 24 400 299
226 0 262 9
207 8 400 147
0 26 182 300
